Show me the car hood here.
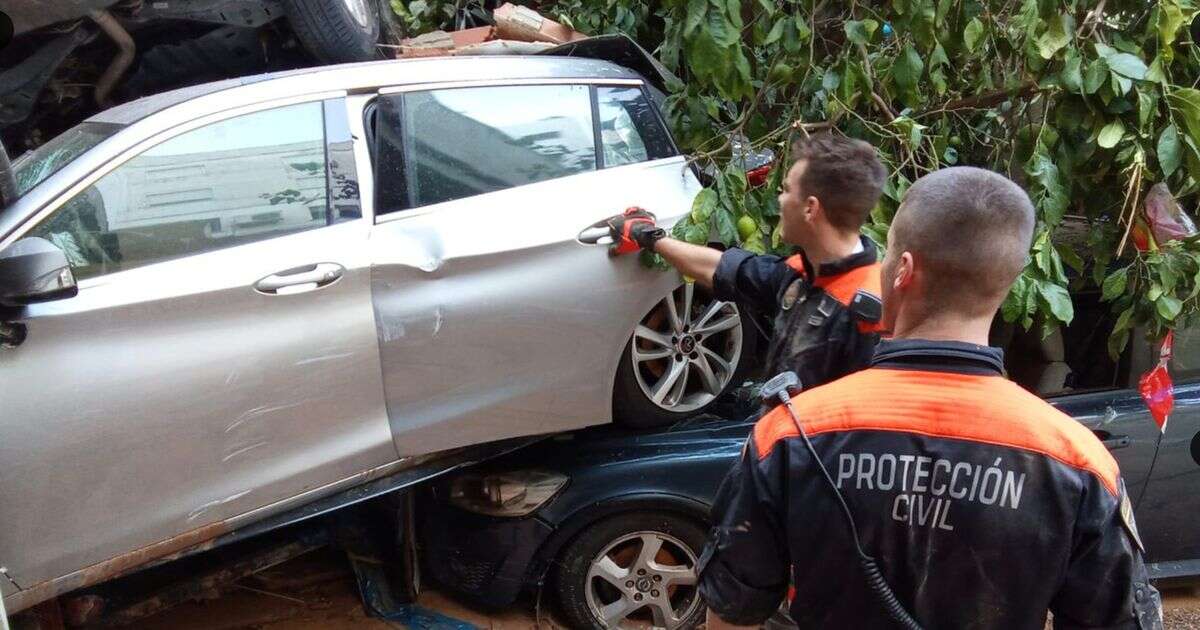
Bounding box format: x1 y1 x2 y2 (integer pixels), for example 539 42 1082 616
482 415 755 475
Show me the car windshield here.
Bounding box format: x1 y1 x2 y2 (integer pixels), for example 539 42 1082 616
11 122 122 197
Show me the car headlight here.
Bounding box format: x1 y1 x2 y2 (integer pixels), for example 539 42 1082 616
446 470 568 517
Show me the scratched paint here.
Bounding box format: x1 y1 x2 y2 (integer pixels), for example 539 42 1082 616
186 490 252 523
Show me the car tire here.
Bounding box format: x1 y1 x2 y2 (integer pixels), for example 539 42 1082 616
614 283 759 429
554 512 707 630
283 0 385 64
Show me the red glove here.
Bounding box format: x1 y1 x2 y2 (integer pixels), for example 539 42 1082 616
605 207 665 256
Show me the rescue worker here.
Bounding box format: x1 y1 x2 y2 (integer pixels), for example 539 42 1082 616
607 134 888 388
698 166 1163 629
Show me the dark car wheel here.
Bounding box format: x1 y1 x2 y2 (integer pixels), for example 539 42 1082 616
614 282 759 429
284 0 386 63
554 512 707 630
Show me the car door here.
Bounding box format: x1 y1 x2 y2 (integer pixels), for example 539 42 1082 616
0 98 396 592
1127 326 1200 575
363 81 699 456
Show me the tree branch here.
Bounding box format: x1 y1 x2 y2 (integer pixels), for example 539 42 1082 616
916 81 1040 118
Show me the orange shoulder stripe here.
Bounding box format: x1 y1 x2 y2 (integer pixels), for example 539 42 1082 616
813 262 882 307
784 254 807 277
752 368 1120 495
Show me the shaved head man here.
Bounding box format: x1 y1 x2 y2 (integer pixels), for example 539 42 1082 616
700 167 1162 629
880 166 1035 339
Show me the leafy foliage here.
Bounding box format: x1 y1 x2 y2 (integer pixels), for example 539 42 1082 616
394 0 1200 356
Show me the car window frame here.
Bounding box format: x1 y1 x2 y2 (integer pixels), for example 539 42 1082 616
592 84 682 170
4 92 354 288
367 77 674 223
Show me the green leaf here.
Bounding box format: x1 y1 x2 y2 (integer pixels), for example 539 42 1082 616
1058 245 1085 274
1159 1 1186 63
1157 294 1183 320
1097 120 1125 148
891 44 925 93
1148 283 1164 301
706 8 739 47
844 19 878 47
1108 328 1131 361
1108 72 1128 94
684 223 710 244
1061 48 1083 93
725 0 743 30
1168 88 1200 147
1039 281 1075 323
1036 14 1070 59
714 208 738 242
1159 124 1182 177
722 166 748 201
1083 57 1108 94
794 13 811 42
684 0 707 37
1001 275 1028 323
1138 90 1155 128
930 43 949 68
1113 306 1135 333
763 16 786 45
1106 53 1148 80
690 188 718 223
964 18 985 53
1101 268 1128 301
822 68 841 91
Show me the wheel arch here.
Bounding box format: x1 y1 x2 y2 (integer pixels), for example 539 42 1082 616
525 492 712 591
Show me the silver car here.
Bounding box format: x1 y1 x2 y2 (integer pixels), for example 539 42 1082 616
0 54 756 612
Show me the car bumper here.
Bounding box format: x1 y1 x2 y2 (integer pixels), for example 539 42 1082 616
420 498 554 607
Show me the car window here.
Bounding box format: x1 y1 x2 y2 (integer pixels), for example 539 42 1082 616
28 101 329 281
996 291 1129 396
374 84 597 212
12 122 123 196
1169 325 1200 381
596 86 677 168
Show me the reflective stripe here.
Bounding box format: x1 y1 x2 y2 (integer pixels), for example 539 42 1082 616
752 368 1120 496
785 254 807 277
813 262 882 307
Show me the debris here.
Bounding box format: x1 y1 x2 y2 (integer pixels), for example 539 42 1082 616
394 26 495 58
1144 182 1198 245
493 3 588 45
392 4 586 59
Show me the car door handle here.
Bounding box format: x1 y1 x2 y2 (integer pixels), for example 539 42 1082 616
1093 430 1131 451
254 263 344 295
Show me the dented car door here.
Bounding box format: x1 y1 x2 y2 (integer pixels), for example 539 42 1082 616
364 81 697 456
0 97 396 596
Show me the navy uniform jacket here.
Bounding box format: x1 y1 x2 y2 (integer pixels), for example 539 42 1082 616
712 236 882 389
698 340 1163 629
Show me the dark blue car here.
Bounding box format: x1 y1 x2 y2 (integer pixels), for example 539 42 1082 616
421 295 1200 630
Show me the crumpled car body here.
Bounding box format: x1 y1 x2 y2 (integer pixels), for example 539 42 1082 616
0 53 705 612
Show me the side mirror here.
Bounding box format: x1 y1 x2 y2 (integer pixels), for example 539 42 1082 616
0 237 78 306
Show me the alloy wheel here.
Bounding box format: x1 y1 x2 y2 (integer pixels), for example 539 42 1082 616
342 0 374 28
583 530 701 629
631 283 743 413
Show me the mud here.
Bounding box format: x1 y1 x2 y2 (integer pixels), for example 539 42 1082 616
123 548 1199 629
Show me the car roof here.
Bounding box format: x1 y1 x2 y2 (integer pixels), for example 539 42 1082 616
88 55 645 126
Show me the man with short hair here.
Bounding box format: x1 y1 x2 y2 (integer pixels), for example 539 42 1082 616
608 134 888 389
698 166 1163 629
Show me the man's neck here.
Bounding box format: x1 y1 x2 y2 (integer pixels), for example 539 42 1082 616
806 232 863 270
889 313 993 346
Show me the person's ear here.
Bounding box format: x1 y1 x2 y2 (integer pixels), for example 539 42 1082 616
893 251 915 291
803 196 821 223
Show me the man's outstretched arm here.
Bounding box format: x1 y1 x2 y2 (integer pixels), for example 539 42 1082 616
651 238 723 289
606 207 793 316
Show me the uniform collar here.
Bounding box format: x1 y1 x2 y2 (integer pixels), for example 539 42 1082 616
796 236 878 279
871 338 1005 376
